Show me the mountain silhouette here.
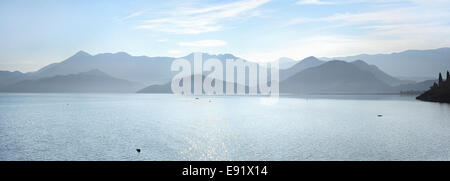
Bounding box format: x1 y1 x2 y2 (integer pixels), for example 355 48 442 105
137 58 434 94
350 60 413 86
34 51 253 86
35 51 176 85
138 74 253 94
0 70 29 88
280 56 325 81
1 49 448 94
137 74 206 94
394 79 437 92
280 60 393 94
0 69 143 93
326 47 450 78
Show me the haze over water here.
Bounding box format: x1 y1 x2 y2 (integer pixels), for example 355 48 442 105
1 93 450 161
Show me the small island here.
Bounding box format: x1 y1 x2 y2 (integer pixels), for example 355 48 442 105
417 71 450 103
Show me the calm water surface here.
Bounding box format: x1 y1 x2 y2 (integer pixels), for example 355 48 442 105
1 93 450 160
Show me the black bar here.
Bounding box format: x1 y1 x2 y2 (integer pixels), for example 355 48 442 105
0 161 448 180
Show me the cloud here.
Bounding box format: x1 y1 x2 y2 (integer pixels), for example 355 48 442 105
286 1 450 33
157 39 168 42
296 0 334 5
247 1 450 62
287 8 420 26
178 40 227 47
135 0 270 34
242 32 450 63
290 0 450 25
121 11 144 21
168 50 183 54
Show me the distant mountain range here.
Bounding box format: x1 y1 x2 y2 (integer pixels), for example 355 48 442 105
349 60 413 86
139 59 434 94
34 51 175 85
280 56 325 81
0 70 29 88
323 47 450 79
137 74 252 94
35 51 253 86
2 47 448 94
0 69 142 93
395 79 437 92
280 60 393 94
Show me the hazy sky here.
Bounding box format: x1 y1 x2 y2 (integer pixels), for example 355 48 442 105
1 0 450 72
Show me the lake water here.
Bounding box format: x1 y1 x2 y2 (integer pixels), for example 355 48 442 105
1 93 450 161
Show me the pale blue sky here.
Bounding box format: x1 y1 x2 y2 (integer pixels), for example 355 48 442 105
1 0 450 72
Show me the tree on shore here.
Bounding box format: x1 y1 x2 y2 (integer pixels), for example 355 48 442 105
417 71 450 103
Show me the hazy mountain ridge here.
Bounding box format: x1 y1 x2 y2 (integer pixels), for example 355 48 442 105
137 74 254 94
1 48 447 94
350 60 413 86
0 71 27 88
280 60 435 94
34 51 255 86
0 69 143 93
280 56 325 81
35 51 176 85
139 59 431 94
325 47 450 78
280 60 394 94
394 79 437 92
0 51 257 93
